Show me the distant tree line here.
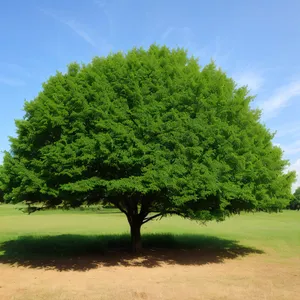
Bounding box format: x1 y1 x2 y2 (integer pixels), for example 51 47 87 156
288 187 300 210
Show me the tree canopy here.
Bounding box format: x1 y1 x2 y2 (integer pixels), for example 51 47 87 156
0 45 296 251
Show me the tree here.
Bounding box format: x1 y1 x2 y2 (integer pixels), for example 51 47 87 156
289 187 300 210
0 165 8 203
1 45 296 252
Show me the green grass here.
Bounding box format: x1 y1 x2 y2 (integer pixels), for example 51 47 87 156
0 204 299 270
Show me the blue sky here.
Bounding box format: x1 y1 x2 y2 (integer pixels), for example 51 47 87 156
1 0 300 189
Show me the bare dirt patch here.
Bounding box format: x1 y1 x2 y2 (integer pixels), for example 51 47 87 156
0 253 299 300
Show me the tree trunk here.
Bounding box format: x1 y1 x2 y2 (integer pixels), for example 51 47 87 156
130 220 142 253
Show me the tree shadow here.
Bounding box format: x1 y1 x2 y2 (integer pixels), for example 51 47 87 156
0 234 263 271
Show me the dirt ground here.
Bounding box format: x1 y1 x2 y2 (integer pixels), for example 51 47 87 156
0 252 299 300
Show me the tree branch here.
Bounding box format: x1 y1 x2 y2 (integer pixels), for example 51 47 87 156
116 204 128 216
142 209 187 224
139 195 156 219
142 213 163 224
110 199 128 216
168 211 186 218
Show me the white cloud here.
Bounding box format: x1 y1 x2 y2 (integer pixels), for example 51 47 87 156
233 70 264 93
0 76 25 87
288 159 300 192
260 81 300 120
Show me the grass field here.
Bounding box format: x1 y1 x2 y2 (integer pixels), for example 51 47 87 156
0 204 299 299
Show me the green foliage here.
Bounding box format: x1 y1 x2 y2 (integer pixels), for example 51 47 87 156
0 165 9 202
1 45 296 248
289 187 300 210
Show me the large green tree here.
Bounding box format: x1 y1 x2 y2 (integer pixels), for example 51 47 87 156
1 45 295 251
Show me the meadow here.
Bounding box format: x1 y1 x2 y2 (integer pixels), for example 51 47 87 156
0 204 299 299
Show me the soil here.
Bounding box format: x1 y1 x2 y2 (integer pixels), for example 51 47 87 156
0 251 299 300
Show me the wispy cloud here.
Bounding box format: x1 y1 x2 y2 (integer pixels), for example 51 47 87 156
233 70 264 93
41 8 111 51
161 27 174 41
260 80 300 120
0 76 25 87
160 26 194 47
281 140 300 156
94 0 107 8
275 121 300 138
93 0 114 38
211 36 232 68
63 19 97 48
0 62 31 78
0 62 29 87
